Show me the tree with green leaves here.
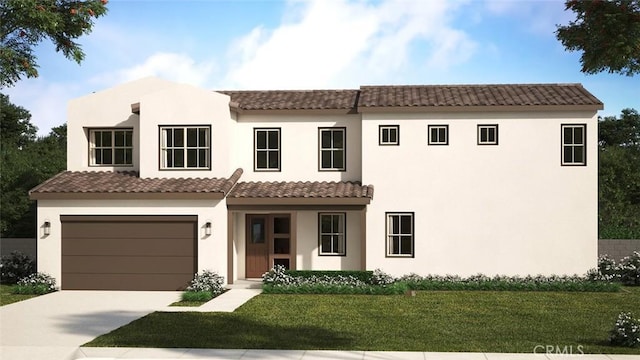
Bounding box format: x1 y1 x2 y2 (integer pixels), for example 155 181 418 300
0 0 108 88
0 93 66 237
599 108 640 239
556 0 640 76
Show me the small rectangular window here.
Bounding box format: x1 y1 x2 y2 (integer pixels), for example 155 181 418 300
561 124 586 166
379 125 399 145
318 213 346 256
386 212 414 257
428 125 448 145
89 129 133 166
254 128 281 171
319 128 346 171
160 126 210 169
478 124 498 145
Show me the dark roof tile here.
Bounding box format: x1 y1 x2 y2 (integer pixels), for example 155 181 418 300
228 181 373 199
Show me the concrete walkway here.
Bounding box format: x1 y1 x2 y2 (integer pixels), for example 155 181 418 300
75 348 640 359
161 288 262 312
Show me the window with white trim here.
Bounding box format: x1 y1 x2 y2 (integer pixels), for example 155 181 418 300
319 127 346 171
478 124 498 145
562 124 586 165
160 126 210 169
319 213 346 256
254 128 280 171
379 125 399 145
89 129 133 166
386 212 414 257
428 125 448 145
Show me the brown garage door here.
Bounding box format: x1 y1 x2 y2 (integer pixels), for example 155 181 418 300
61 215 197 291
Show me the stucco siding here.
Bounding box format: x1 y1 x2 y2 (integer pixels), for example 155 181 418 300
232 114 362 182
362 111 598 276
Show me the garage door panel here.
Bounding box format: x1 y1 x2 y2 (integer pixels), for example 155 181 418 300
62 274 192 291
62 222 195 239
61 216 197 291
62 237 194 256
62 256 195 274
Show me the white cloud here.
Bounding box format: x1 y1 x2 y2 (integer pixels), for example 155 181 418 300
222 0 476 89
91 52 217 89
3 79 81 136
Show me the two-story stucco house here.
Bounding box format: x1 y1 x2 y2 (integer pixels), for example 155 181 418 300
29 77 603 290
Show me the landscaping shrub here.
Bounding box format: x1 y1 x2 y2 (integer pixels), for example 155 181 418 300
609 312 640 348
588 252 640 286
398 273 619 292
618 252 640 286
181 290 213 302
187 270 225 295
0 251 35 284
263 282 408 295
13 272 57 295
286 269 373 283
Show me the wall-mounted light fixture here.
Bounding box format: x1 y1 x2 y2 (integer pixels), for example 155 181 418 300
43 221 51 236
205 222 212 236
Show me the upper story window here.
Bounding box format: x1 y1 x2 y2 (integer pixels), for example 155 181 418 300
319 213 346 256
562 124 586 166
428 125 448 145
89 129 133 166
379 125 399 146
319 127 346 171
254 128 280 171
160 126 210 170
386 212 414 257
478 124 498 145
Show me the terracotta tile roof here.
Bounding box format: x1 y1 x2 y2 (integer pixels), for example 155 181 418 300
228 181 374 199
29 168 243 198
219 90 359 111
358 84 603 108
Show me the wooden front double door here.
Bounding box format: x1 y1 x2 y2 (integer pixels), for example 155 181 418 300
246 214 293 278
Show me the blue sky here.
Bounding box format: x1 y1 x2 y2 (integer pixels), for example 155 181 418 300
4 0 639 136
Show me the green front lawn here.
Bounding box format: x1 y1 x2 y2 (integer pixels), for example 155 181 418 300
0 284 39 306
86 289 640 354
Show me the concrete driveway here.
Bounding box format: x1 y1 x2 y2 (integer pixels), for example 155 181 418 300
0 290 180 360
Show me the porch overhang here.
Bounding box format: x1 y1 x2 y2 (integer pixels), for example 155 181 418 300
226 196 371 207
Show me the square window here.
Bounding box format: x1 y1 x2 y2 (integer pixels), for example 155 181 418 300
318 213 346 256
254 128 280 171
160 126 210 169
478 125 499 145
379 125 400 145
561 124 587 166
319 128 346 171
428 125 448 145
89 129 133 166
386 212 414 257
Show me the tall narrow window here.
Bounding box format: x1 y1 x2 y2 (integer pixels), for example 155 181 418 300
319 213 346 256
319 127 346 171
254 128 280 171
379 125 399 145
160 126 210 169
89 129 133 166
478 125 498 145
561 124 586 166
428 125 448 145
386 212 414 257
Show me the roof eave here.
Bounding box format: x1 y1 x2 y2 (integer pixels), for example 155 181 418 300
226 197 371 206
357 104 604 113
29 192 226 201
229 108 359 116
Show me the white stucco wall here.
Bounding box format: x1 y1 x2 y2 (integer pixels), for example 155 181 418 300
361 110 598 277
66 77 235 179
67 77 176 172
232 113 362 182
36 199 228 287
